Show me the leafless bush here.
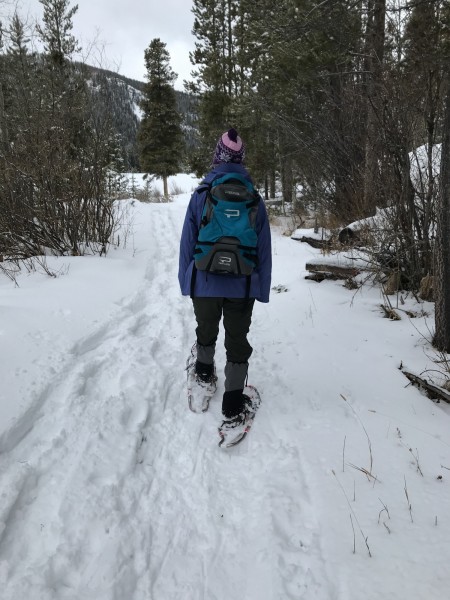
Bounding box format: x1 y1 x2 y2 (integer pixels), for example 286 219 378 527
0 262 20 285
0 13 120 265
169 180 184 195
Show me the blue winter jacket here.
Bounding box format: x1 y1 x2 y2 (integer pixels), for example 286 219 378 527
178 163 272 302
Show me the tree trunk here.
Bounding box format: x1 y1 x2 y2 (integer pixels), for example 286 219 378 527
0 81 10 150
163 175 169 199
279 133 293 208
434 76 450 352
362 0 386 216
264 175 269 201
270 169 276 200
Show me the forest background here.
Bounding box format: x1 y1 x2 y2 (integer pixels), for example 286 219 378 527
0 0 449 349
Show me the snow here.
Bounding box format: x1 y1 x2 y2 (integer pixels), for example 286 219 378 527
410 144 441 190
291 227 329 241
124 172 199 191
338 205 395 235
1 174 450 599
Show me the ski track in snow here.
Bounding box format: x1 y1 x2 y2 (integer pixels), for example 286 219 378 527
0 203 331 600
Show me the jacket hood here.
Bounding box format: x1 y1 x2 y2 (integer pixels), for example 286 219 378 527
202 163 252 185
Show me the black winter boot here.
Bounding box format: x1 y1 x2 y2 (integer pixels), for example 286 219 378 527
195 360 215 384
222 389 248 419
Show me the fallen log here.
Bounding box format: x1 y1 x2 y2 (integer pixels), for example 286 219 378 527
402 370 450 404
297 236 333 250
305 272 340 282
305 262 361 279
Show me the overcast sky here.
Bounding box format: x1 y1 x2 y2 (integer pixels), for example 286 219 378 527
14 0 196 90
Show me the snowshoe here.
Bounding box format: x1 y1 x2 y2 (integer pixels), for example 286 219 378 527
186 345 217 413
218 385 261 447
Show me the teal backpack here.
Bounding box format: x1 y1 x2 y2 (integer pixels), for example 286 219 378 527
194 173 260 276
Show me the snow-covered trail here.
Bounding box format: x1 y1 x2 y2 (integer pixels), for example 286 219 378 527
0 201 330 600
2 196 450 600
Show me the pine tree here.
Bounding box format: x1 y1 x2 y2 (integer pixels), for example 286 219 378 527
36 0 79 65
138 38 184 197
240 0 364 213
188 0 236 173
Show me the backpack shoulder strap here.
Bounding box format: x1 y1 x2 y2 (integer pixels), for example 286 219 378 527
195 181 211 195
194 179 212 208
195 181 214 227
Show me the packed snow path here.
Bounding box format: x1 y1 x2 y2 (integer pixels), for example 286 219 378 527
1 195 450 599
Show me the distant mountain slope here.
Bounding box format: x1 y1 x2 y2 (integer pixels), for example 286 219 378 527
84 65 198 171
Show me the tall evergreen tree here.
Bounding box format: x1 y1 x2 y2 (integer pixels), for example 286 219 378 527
36 0 80 65
188 0 236 173
138 38 183 197
240 0 364 213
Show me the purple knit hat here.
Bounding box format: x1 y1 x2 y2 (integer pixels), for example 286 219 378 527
212 128 245 164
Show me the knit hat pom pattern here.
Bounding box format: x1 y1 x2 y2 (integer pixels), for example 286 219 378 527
213 128 245 164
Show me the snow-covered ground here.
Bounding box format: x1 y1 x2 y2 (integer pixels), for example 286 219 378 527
1 174 449 600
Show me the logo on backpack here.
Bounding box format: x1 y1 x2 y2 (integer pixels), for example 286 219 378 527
225 209 240 218
194 173 260 276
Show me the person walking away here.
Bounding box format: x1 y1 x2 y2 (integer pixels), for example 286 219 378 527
178 128 272 425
